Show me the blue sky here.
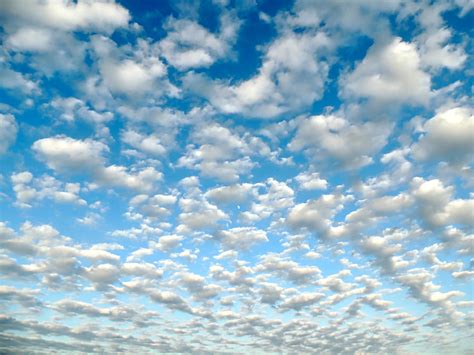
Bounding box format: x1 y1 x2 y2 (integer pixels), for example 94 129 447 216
0 0 473 353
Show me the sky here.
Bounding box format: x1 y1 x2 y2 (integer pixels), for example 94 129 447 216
0 0 473 353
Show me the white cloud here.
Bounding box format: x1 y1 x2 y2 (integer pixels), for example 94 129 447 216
177 198 228 233
412 107 474 166
411 177 474 229
0 0 130 33
0 114 18 155
184 31 332 118
121 130 167 157
50 97 113 125
11 172 87 208
295 172 328 190
177 123 262 182
289 114 393 169
287 192 353 240
205 183 256 204
159 12 239 70
0 67 38 94
342 37 432 105
91 36 174 99
216 227 268 251
32 136 162 192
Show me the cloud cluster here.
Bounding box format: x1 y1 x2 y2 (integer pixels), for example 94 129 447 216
0 0 472 353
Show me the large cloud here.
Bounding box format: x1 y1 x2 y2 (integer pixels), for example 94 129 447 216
342 37 432 105
412 107 474 166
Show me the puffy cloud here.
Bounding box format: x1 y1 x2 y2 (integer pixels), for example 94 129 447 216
121 130 167 157
128 193 177 220
216 227 268 251
0 0 130 33
32 136 162 192
151 235 183 253
412 107 474 166
159 12 239 70
256 253 320 285
0 114 18 155
342 37 432 105
1 1 473 353
177 198 229 233
205 183 256 204
91 36 174 99
279 292 325 311
414 4 467 70
359 235 405 275
240 178 294 223
396 269 464 310
49 97 113 125
411 177 474 229
294 172 328 190
0 286 41 308
289 114 393 169
0 1 129 76
177 123 264 182
184 31 331 118
11 172 86 208
287 192 353 240
0 67 38 94
4 29 87 75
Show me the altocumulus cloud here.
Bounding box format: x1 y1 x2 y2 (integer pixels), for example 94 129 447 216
0 0 473 354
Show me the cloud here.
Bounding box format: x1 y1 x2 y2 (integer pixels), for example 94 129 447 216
0 114 18 155
11 171 87 208
0 67 38 94
1 1 473 353
159 12 240 70
49 97 113 126
216 227 268 251
205 183 256 204
91 36 170 98
289 114 393 169
287 192 354 240
412 107 474 166
411 177 474 229
294 172 328 190
177 123 263 182
184 31 332 118
279 292 325 311
342 37 432 105
121 130 167 157
0 0 130 33
32 136 162 192
177 198 229 233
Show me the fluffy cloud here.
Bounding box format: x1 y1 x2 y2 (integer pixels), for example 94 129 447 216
0 0 130 32
294 172 328 190
177 123 266 182
412 107 474 166
177 198 228 233
288 192 354 240
411 177 474 229
216 227 268 251
289 114 393 169
32 136 162 192
342 37 432 105
1 1 473 354
159 12 239 70
11 171 87 208
92 36 170 98
184 31 332 118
